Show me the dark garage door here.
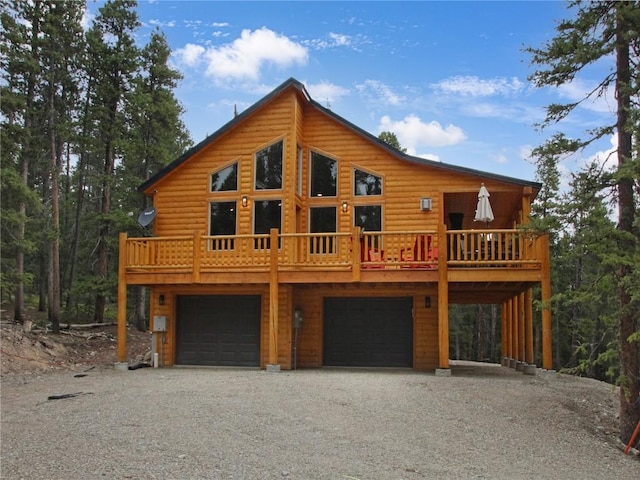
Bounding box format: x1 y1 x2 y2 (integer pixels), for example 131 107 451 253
323 297 413 367
176 295 261 366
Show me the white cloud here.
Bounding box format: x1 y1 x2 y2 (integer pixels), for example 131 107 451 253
305 32 353 50
356 80 405 106
555 78 616 115
431 76 525 97
306 81 350 106
203 27 308 82
174 43 206 67
148 19 176 28
378 114 466 148
81 8 94 30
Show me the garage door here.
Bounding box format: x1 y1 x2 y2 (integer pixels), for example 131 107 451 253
176 295 261 366
323 297 413 367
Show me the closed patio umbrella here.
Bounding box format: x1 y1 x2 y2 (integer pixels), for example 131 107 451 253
474 183 494 226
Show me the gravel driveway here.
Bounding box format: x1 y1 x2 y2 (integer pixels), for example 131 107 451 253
1 363 638 479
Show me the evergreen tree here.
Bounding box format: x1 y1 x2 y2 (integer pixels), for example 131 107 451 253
527 0 640 445
119 29 192 330
378 131 407 153
85 0 140 323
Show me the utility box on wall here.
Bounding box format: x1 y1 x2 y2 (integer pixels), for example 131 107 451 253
153 315 167 332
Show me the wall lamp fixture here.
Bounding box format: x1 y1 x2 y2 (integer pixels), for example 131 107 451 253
341 201 349 213
242 195 248 208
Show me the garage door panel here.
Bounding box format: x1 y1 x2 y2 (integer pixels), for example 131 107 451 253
177 295 260 367
324 297 412 367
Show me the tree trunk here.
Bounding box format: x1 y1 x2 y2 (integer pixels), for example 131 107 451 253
477 305 484 362
48 79 60 334
615 4 639 446
135 286 147 331
94 140 115 323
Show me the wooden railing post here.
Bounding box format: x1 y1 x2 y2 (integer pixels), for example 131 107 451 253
268 228 280 369
117 232 128 364
352 226 361 281
193 231 201 283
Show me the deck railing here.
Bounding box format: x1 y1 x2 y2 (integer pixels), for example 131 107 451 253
123 229 543 273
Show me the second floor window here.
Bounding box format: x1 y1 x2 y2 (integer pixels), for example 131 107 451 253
209 201 237 250
355 205 382 231
254 199 282 249
310 151 337 197
255 140 283 190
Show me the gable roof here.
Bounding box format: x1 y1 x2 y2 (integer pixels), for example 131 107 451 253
139 77 541 194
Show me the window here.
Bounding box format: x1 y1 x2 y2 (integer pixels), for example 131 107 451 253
354 168 382 196
209 201 237 249
310 151 337 197
354 205 382 231
254 199 282 248
210 163 237 192
310 207 337 254
255 140 283 190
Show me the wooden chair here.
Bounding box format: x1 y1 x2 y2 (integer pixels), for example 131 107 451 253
363 249 385 269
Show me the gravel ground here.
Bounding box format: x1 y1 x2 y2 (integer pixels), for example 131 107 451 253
1 362 639 480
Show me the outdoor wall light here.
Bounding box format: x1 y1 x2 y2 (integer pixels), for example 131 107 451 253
341 201 349 213
242 195 248 207
158 294 165 306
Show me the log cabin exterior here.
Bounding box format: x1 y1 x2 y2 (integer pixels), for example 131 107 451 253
117 78 552 372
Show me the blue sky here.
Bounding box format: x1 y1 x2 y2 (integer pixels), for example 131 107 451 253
85 1 618 184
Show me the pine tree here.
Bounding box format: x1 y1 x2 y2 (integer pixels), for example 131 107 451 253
119 28 192 330
85 0 141 323
527 0 639 446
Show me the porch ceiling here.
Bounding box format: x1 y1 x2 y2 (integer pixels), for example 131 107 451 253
448 281 536 304
444 190 523 230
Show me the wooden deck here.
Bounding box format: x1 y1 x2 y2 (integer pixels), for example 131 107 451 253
121 228 545 285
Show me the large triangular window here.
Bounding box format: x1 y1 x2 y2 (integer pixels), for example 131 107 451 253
354 168 382 196
210 162 238 192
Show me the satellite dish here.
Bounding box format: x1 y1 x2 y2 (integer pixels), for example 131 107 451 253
137 206 157 227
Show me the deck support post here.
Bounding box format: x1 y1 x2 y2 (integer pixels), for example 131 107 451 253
518 291 526 362
501 301 508 365
540 234 553 370
267 228 280 370
437 226 449 370
511 296 518 364
117 232 128 365
525 288 534 364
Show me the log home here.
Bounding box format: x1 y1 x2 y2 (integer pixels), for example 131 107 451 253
117 78 552 373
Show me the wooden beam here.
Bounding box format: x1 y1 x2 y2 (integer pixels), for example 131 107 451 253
437 225 449 369
511 296 518 361
540 234 552 369
117 232 128 363
352 226 361 282
268 228 279 366
518 291 526 362
501 301 508 360
525 288 534 364
192 231 201 283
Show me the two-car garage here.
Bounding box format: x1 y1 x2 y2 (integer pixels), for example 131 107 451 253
175 294 414 369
